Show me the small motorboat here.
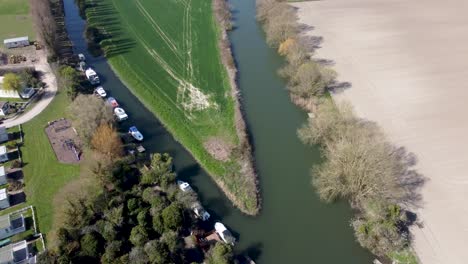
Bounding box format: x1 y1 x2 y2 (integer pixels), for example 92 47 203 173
78 53 86 61
85 68 100 85
106 97 119 108
177 180 192 192
192 204 210 221
94 86 107 98
214 222 235 245
128 126 143 141
114 107 128 121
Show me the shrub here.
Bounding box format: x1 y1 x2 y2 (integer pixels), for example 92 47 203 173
3 73 22 92
161 203 183 231
129 225 149 247
10 160 22 169
205 242 234 264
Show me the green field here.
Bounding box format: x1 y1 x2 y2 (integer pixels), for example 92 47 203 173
86 0 258 213
0 0 35 41
21 90 80 235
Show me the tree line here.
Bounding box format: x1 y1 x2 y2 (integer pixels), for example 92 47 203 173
257 0 421 262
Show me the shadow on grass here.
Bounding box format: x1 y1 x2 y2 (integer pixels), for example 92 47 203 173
84 1 136 58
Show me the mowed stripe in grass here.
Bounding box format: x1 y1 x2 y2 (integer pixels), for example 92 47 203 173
86 0 258 213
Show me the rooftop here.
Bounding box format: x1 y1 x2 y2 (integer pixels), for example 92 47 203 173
0 213 23 230
0 146 6 155
0 166 5 177
0 240 31 264
3 37 29 44
0 189 7 201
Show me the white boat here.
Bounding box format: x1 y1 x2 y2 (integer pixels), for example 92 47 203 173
94 86 106 97
177 180 192 192
214 222 235 245
85 68 100 85
128 126 143 141
114 107 128 121
192 204 210 221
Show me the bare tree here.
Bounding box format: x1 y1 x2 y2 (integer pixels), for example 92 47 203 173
91 124 123 162
68 94 114 144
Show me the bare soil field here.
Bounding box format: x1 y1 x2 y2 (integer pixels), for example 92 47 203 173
292 0 468 263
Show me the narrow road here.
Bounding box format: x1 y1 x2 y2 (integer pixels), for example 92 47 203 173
3 50 58 128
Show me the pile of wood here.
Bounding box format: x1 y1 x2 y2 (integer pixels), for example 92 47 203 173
8 55 27 64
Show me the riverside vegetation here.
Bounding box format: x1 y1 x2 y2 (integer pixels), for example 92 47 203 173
38 94 234 263
75 0 259 215
257 0 422 262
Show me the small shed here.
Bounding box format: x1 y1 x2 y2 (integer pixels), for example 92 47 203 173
0 146 8 163
0 166 6 185
0 188 10 209
0 127 8 143
3 37 29 49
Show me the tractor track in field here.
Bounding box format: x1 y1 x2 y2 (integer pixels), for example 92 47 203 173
135 0 183 64
134 0 213 119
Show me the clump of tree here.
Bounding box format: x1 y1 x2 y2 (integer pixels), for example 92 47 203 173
39 153 205 263
298 100 421 258
68 94 114 144
2 73 22 92
205 242 234 264
257 0 336 109
91 123 123 163
19 69 41 88
59 65 81 98
257 0 298 47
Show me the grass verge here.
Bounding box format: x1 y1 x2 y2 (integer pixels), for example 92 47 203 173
21 90 80 236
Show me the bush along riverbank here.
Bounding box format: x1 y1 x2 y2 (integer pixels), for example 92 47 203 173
74 0 260 215
256 0 421 263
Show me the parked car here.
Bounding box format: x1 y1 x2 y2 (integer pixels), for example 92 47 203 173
106 97 119 108
114 107 128 121
94 86 107 98
128 126 143 141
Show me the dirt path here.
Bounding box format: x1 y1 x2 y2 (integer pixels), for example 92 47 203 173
292 0 468 263
3 50 57 128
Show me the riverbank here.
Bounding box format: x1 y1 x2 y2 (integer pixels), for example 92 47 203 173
79 0 259 214
292 0 468 263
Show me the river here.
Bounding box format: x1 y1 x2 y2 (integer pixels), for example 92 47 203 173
63 0 373 263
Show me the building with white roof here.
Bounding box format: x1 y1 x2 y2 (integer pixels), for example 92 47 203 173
0 189 10 210
3 37 29 49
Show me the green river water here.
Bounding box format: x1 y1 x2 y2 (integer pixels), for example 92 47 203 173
64 0 373 262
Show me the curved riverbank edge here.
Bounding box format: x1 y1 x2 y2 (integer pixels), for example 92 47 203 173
212 0 261 215
78 0 260 215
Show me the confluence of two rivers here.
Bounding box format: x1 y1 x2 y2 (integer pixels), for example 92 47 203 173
63 0 373 262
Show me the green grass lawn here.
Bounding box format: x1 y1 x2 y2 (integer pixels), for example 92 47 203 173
0 0 35 41
21 90 80 236
85 0 258 213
